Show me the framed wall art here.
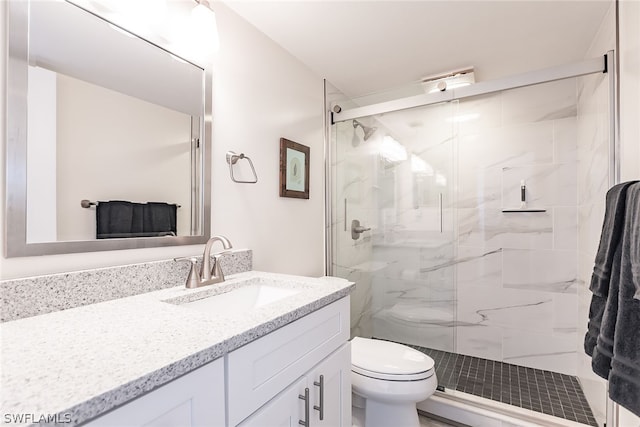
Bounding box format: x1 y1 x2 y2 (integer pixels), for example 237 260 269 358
279 138 309 199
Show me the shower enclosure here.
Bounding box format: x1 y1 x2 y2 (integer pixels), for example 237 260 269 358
326 54 617 427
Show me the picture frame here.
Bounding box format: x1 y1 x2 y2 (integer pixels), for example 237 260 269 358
279 138 310 199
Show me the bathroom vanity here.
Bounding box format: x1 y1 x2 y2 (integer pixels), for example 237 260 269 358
0 272 353 427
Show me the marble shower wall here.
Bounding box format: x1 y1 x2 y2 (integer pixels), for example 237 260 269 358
358 80 581 376
332 78 595 379
455 79 580 376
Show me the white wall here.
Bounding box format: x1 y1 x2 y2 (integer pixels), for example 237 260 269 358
0 0 324 279
208 2 325 277
26 66 57 243
619 0 640 181
55 73 191 240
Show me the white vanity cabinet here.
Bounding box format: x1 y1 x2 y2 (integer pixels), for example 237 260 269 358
85 358 225 427
83 297 351 427
228 297 351 427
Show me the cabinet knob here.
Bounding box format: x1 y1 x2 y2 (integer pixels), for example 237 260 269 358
298 387 310 426
313 375 324 420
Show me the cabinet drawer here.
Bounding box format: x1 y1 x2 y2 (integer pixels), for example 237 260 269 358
227 297 350 426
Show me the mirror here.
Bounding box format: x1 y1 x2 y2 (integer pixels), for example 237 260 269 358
6 0 212 256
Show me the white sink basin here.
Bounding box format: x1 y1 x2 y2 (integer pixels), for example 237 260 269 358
180 283 301 315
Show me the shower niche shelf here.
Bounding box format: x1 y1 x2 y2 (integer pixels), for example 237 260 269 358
502 180 546 213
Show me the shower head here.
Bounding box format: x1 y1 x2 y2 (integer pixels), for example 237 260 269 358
353 119 377 142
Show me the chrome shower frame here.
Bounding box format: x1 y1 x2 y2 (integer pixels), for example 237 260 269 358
332 55 607 123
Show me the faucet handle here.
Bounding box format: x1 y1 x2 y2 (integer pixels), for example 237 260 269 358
174 257 200 289
212 254 226 282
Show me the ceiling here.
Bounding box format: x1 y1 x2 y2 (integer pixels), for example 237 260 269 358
220 0 612 99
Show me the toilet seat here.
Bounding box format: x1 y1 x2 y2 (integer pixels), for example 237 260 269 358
351 337 435 381
352 364 434 381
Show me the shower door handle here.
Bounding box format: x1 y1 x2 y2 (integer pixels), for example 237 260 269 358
439 193 443 233
344 199 347 232
351 219 371 240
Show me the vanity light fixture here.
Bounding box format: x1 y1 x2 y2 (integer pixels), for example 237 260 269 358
421 67 475 93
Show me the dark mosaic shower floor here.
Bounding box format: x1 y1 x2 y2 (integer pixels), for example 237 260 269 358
401 342 599 426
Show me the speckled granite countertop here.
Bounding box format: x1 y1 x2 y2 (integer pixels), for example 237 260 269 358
0 271 354 427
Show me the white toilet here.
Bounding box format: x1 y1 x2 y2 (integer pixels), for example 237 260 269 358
351 337 437 427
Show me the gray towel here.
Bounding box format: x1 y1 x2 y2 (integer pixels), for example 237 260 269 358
608 182 640 416
585 181 638 357
96 201 177 239
590 247 621 378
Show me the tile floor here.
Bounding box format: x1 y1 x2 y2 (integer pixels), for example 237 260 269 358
410 344 598 427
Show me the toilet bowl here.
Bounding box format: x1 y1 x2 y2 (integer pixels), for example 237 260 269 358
351 337 437 427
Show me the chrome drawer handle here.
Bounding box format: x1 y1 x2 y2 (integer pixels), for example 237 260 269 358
314 375 324 420
299 387 310 426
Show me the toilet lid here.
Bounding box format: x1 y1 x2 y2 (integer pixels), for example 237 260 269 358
351 337 434 379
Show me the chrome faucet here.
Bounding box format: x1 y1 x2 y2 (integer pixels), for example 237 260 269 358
175 235 233 288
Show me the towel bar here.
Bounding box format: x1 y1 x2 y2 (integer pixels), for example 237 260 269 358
81 200 181 208
226 151 258 184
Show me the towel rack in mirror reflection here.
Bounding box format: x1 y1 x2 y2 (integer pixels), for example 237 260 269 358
226 151 258 184
80 200 181 208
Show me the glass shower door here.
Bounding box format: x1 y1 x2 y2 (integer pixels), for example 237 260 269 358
331 100 457 354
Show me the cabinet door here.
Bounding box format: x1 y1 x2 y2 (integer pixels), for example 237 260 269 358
238 378 307 427
86 358 225 427
228 297 350 426
308 343 351 427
